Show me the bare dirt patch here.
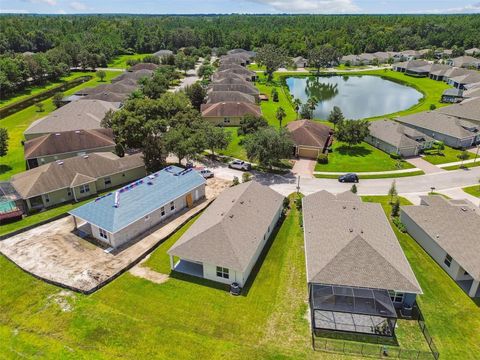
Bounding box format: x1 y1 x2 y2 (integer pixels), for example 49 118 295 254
0 181 228 293
129 263 169 284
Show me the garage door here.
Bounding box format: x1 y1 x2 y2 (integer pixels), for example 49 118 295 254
399 147 418 158
298 147 319 159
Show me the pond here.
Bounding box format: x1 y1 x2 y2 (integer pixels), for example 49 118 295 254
285 75 423 120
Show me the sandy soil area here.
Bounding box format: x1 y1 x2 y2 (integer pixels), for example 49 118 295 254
0 178 231 293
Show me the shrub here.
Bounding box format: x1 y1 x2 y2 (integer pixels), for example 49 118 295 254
392 217 407 233
429 104 437 110
351 184 357 194
391 199 400 217
390 153 402 160
232 176 240 186
271 88 279 102
52 92 64 109
242 172 252 182
317 153 328 164
295 195 302 211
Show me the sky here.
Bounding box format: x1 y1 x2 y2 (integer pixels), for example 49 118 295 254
2 0 480 15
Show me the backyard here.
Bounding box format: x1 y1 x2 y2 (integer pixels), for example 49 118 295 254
315 141 414 172
0 70 122 181
362 196 480 359
0 196 439 359
216 127 247 160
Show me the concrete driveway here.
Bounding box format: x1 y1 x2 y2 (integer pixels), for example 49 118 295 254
292 158 315 178
405 157 446 174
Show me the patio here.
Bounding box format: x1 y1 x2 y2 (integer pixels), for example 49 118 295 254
310 284 397 336
173 259 204 278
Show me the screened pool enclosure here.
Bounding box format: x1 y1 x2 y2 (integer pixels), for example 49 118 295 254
310 284 397 336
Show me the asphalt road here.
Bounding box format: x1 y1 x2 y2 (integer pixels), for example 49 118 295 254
206 160 480 200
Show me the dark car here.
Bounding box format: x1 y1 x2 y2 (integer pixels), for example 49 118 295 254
338 173 359 183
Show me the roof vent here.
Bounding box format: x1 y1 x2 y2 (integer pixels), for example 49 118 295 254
229 214 234 218
83 155 89 159
349 228 353 232
461 207 467 212
75 130 81 134
114 192 120 208
436 234 440 238
148 175 155 180
55 133 61 136
342 205 346 209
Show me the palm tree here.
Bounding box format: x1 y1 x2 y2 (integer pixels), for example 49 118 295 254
293 98 302 119
276 106 286 129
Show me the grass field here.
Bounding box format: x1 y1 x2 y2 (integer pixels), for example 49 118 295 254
463 185 480 198
217 127 247 160
0 70 121 181
363 196 480 360
0 72 98 109
314 141 414 172
107 54 152 68
443 160 480 171
0 195 437 359
422 145 473 165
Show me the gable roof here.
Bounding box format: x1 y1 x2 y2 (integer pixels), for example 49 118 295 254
209 83 259 96
11 153 144 199
111 69 153 83
286 120 333 148
395 111 479 139
303 191 421 293
368 119 433 149
201 102 261 118
449 56 480 68
218 63 256 74
69 166 205 234
438 97 480 123
168 181 284 272
24 128 115 159
24 100 118 137
401 196 480 280
212 71 250 82
153 50 173 57
211 76 251 86
206 91 255 104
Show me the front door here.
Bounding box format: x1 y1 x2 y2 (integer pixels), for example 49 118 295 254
186 193 193 208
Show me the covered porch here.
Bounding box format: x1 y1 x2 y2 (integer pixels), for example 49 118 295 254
171 257 204 278
310 284 398 337
457 279 480 298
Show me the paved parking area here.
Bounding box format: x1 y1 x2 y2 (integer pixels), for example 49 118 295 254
0 178 231 293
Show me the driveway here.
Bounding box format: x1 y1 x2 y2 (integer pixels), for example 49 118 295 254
405 157 446 174
291 158 315 178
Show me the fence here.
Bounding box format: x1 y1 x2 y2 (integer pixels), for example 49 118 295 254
0 76 92 118
312 303 439 360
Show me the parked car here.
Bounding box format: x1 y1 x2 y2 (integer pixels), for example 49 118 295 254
197 168 214 179
228 160 252 171
338 173 359 183
185 161 194 169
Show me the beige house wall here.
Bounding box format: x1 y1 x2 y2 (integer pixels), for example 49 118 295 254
203 116 244 126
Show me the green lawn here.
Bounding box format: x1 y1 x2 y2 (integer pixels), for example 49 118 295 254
362 196 480 360
0 196 355 360
0 72 98 109
217 127 247 160
443 160 480 171
107 53 152 69
0 70 121 181
463 185 480 198
422 145 473 165
314 141 414 172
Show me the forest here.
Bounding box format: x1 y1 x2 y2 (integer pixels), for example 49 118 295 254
1 14 479 97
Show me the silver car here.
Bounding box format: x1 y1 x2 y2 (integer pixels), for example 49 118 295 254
198 169 214 179
228 160 252 171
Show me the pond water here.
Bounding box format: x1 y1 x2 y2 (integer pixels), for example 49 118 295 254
285 75 423 119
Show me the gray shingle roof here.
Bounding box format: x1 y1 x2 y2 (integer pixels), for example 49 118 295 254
395 111 479 139
24 100 119 137
24 129 115 159
11 153 144 199
303 191 422 293
168 181 284 272
369 119 433 149
209 83 259 96
438 97 480 122
401 196 480 280
206 91 255 104
286 120 333 149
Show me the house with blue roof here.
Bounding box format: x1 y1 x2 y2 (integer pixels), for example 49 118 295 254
69 166 206 248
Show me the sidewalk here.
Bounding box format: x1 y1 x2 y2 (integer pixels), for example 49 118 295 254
438 158 480 168
313 168 421 176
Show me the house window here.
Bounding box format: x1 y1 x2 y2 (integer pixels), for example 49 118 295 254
44 194 50 203
216 266 229 279
223 117 230 124
170 201 175 211
67 190 72 196
444 254 453 267
160 206 165 216
145 215 150 221
389 291 404 303
79 184 90 194
104 177 111 186
99 228 108 240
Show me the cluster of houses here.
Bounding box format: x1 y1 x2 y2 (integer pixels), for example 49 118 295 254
1 63 161 220
201 49 262 125
340 47 480 66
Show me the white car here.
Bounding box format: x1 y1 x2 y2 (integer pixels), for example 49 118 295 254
228 160 252 171
197 168 214 179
